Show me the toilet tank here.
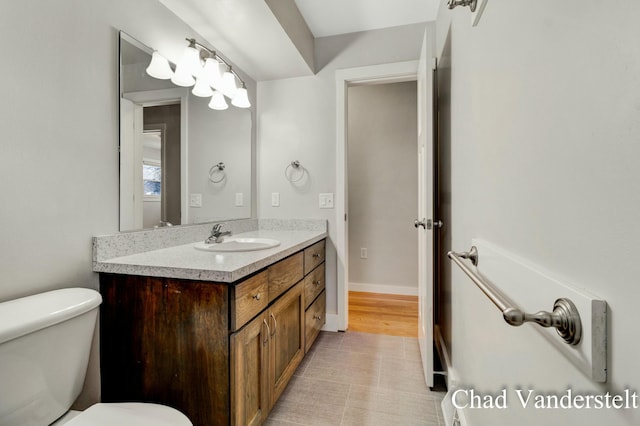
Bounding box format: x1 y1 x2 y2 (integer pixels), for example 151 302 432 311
0 288 102 426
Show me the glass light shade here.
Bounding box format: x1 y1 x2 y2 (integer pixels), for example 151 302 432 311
208 91 228 110
231 86 251 108
171 65 195 87
181 45 203 76
146 52 173 80
192 75 214 97
221 69 238 98
203 58 224 90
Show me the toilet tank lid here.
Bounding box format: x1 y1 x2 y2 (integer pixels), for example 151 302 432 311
0 288 102 345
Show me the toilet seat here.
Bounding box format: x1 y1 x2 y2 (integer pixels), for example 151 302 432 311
61 403 192 426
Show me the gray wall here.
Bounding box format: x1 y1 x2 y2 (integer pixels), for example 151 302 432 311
347 82 418 293
257 22 428 316
0 0 255 408
436 0 640 424
187 98 252 223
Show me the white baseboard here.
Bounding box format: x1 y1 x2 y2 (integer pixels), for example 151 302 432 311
321 313 341 332
434 325 451 388
348 282 418 296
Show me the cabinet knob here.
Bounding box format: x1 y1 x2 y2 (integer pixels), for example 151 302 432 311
252 293 261 301
313 280 321 286
313 314 322 321
312 253 321 258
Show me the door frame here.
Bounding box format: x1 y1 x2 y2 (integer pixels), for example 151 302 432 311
121 88 188 227
335 60 420 331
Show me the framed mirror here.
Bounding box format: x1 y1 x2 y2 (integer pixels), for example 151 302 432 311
119 31 252 231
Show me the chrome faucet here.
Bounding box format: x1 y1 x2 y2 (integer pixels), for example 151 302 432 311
205 223 232 244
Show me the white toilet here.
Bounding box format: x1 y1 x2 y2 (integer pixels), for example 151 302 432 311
0 288 192 426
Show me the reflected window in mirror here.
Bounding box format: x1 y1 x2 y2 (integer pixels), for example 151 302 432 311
143 163 161 197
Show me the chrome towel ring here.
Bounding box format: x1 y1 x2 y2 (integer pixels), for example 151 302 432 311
285 160 305 183
208 162 226 183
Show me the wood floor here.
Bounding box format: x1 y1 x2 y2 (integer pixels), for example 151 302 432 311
348 291 418 338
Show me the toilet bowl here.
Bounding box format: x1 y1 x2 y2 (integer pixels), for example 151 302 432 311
0 288 192 426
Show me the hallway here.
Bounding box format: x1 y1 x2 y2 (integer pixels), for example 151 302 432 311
347 291 419 338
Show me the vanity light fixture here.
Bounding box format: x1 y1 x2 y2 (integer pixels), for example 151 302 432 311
146 52 173 80
192 74 214 97
208 91 229 110
171 39 199 86
145 37 251 109
231 82 250 108
203 57 224 90
221 65 238 98
447 0 477 11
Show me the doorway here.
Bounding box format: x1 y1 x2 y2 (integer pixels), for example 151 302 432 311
119 88 187 231
335 36 437 387
144 104 181 227
335 60 422 333
346 81 419 297
346 81 419 337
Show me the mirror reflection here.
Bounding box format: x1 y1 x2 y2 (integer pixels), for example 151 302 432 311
119 32 252 231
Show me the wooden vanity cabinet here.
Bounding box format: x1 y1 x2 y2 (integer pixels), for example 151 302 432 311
230 311 269 426
99 239 325 426
231 281 304 426
303 240 326 353
99 276 231 426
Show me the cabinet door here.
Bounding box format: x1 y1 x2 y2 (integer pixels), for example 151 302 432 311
100 275 230 426
305 289 326 353
231 312 270 426
268 280 305 405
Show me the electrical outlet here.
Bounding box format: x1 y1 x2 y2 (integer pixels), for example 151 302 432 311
190 193 202 207
271 192 280 207
235 192 243 207
360 248 367 259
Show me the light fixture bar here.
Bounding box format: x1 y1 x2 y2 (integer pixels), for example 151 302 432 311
186 38 247 89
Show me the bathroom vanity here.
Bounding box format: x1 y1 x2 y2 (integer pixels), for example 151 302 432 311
93 220 327 426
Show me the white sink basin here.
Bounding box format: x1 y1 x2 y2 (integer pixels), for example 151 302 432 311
194 237 281 252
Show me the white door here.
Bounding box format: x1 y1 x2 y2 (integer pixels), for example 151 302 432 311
417 31 436 388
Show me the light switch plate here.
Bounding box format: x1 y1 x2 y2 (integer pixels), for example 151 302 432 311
190 193 202 207
271 192 280 207
319 193 334 209
235 192 244 207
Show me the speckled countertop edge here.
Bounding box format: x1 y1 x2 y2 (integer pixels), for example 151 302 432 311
93 219 327 283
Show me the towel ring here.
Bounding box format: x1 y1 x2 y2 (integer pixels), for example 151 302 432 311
208 162 226 183
285 160 305 183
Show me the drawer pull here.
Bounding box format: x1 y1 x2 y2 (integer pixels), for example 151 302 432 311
313 314 323 321
252 293 262 301
263 319 270 345
312 252 321 258
270 313 277 337
313 280 322 286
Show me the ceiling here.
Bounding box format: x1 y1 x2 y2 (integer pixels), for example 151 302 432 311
159 0 439 81
294 0 438 38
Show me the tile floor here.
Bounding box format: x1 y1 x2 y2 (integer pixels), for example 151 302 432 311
265 331 445 425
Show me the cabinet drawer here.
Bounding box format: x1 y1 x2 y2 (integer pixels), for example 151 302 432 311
304 290 326 353
303 240 325 275
231 271 269 331
304 264 325 309
268 252 304 302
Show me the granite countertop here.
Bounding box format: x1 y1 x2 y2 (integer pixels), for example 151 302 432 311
93 228 326 283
